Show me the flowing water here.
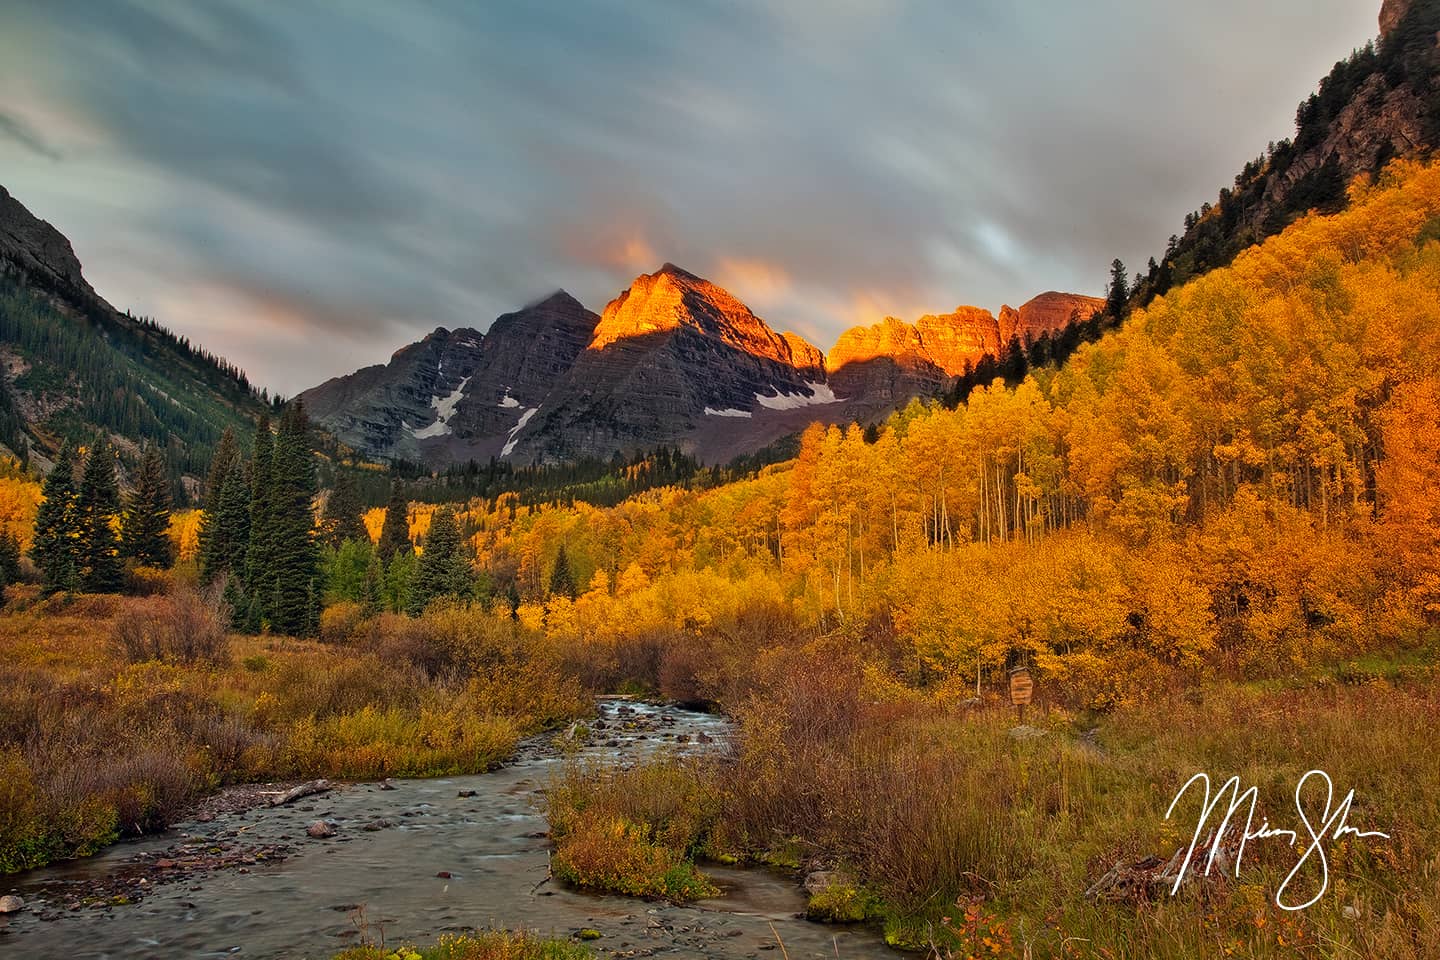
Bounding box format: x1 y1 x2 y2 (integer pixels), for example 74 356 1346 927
0 701 895 959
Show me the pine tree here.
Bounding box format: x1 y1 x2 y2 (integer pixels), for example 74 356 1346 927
1106 258 1130 319
30 441 81 594
362 551 383 616
120 443 174 567
202 427 240 511
549 544 577 599
244 414 275 609
321 472 368 547
76 438 123 593
265 402 320 635
377 482 412 561
0 531 20 585
202 460 251 583
409 505 471 614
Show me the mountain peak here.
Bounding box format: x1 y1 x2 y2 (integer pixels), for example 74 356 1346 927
655 262 699 280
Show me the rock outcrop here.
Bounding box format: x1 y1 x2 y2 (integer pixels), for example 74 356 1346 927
0 184 98 304
826 294 1100 408
999 292 1105 346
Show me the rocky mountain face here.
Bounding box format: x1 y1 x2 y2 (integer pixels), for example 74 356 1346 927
0 185 98 303
301 326 485 462
301 291 601 463
305 265 1100 467
505 264 832 463
826 294 1102 409
0 183 265 483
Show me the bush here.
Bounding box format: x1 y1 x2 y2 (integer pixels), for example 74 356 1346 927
112 586 229 664
547 759 719 902
320 601 368 644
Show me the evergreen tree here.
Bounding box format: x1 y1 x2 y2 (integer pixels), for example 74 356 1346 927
265 402 320 635
384 551 416 614
202 427 240 511
409 505 471 614
549 544 577 599
321 472 368 547
506 581 522 619
1106 258 1130 319
76 438 123 593
120 443 174 567
0 531 20 585
244 414 275 608
202 461 251 583
377 482 412 560
362 550 383 615
30 441 80 594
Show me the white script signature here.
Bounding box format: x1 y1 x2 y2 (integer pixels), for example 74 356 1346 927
1165 769 1390 910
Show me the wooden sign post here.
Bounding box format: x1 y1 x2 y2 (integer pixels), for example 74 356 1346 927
1009 666 1033 723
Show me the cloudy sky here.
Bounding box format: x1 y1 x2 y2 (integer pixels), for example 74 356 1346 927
0 0 1379 395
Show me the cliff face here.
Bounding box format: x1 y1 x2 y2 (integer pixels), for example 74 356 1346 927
508 264 831 463
826 294 1101 407
0 184 100 304
999 292 1106 346
0 183 265 477
301 326 486 461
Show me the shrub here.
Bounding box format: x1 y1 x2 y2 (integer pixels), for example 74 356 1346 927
320 601 368 644
111 585 229 664
547 759 719 901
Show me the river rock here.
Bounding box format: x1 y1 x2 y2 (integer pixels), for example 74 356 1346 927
0 894 24 913
1008 725 1046 740
306 820 336 839
361 819 394 832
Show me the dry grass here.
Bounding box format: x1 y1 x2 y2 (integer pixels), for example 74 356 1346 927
0 584 591 874
334 930 594 960
549 641 1440 959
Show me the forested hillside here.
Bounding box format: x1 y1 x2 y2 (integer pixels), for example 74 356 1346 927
344 160 1440 705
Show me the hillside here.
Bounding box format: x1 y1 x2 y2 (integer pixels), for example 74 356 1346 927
1134 0 1440 305
0 184 269 491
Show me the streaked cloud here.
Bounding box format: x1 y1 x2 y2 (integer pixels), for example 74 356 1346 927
0 0 1381 394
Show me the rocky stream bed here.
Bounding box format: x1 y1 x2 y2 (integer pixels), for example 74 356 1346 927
0 700 894 959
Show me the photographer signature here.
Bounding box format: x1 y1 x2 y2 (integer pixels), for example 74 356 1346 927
1165 769 1390 910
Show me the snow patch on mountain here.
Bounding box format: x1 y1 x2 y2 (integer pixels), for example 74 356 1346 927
411 376 471 439
501 406 539 457
498 386 521 408
754 381 842 410
704 406 753 418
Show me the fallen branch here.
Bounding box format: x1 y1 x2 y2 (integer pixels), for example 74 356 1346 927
268 779 332 807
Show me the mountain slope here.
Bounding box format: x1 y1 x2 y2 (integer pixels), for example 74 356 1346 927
300 291 600 464
1134 0 1440 306
509 264 832 463
304 264 1103 467
0 183 267 486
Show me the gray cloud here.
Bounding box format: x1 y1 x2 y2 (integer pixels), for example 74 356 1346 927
0 0 1382 394
0 112 61 161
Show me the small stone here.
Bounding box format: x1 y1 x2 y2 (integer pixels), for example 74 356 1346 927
379 779 397 791
457 789 477 798
306 820 336 839
154 859 177 869
1008 725 1047 740
361 819 394 832
1343 904 1361 920
436 871 452 879
0 895 25 914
